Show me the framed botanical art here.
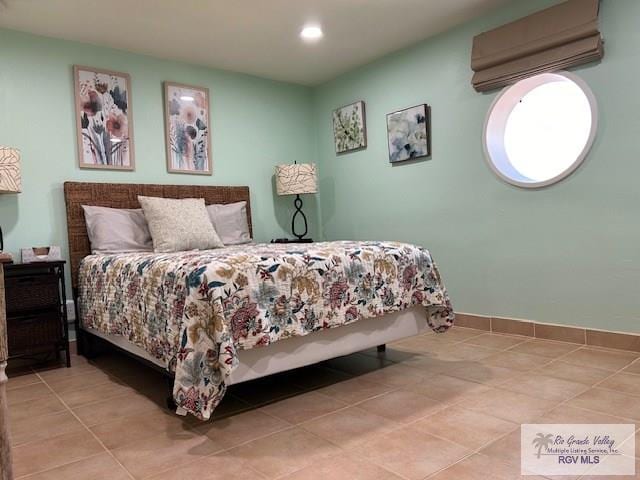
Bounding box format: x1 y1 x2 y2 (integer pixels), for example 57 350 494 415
73 65 135 170
386 104 431 163
163 82 212 175
332 100 367 154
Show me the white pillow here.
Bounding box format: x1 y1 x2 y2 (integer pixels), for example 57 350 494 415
206 201 252 245
82 205 153 254
138 196 224 253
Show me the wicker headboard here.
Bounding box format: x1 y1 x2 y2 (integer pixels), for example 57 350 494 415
64 182 252 289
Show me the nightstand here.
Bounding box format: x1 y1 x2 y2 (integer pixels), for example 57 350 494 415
4 261 70 367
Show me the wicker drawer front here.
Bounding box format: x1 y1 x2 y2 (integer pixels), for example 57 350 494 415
7 312 63 355
5 274 60 314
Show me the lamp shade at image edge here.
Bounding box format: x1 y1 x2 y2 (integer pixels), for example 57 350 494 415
275 163 318 195
0 147 21 193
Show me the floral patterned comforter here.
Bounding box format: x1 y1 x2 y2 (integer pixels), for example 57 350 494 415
79 241 454 420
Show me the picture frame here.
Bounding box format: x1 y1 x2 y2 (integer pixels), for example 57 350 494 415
386 104 431 163
163 81 212 175
332 100 367 154
73 65 135 170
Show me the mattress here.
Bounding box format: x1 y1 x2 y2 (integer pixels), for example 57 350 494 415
79 240 454 419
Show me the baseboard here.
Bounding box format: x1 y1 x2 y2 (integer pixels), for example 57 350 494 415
455 312 640 353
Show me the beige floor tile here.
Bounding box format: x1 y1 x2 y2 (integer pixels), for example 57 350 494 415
194 409 291 449
112 429 222 479
428 343 497 362
224 427 341 479
45 369 116 394
21 452 131 480
358 363 428 387
12 429 105 478
351 425 471 480
7 382 52 405
413 405 518 450
10 409 85 447
35 362 102 382
623 359 640 375
259 391 348 424
57 378 137 409
599 372 640 396
447 363 521 386
463 333 528 350
147 454 267 480
479 428 523 467
571 388 640 421
90 409 194 450
498 373 589 401
535 360 613 385
438 327 486 342
393 336 458 355
427 453 532 480
456 387 559 424
301 405 400 448
317 377 393 404
6 372 42 390
539 405 635 424
358 389 447 424
397 354 471 376
9 392 66 423
508 338 581 358
561 347 639 372
278 451 403 480
72 391 161 427
481 351 549 371
404 374 490 403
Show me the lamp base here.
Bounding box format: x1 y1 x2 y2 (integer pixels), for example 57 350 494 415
0 252 13 264
271 238 313 244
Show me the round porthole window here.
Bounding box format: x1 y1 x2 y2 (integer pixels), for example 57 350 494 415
483 71 598 188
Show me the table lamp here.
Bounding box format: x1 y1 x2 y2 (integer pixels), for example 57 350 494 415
275 162 317 242
0 147 22 263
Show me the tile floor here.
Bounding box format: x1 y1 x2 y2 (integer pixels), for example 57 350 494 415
6 326 640 479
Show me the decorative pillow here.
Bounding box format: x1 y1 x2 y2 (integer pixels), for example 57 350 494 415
137 196 224 253
82 205 153 254
206 201 252 245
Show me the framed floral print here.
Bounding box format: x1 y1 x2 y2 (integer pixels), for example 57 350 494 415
73 65 135 170
332 100 367 154
164 82 212 175
386 104 430 163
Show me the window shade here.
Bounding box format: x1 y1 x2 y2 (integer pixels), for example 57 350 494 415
471 0 603 92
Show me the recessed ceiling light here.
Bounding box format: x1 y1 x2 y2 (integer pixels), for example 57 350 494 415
300 25 323 41
180 95 195 102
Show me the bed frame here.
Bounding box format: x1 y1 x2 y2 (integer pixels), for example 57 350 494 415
63 181 427 412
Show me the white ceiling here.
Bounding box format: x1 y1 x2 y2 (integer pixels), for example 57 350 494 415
0 0 513 86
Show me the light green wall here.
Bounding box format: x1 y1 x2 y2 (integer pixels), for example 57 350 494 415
313 0 640 332
0 28 318 282
3 0 640 333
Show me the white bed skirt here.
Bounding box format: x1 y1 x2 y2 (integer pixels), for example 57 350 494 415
84 306 427 385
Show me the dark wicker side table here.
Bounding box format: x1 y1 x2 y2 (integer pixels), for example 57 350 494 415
4 261 70 368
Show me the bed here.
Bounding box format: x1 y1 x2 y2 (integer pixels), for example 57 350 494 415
64 182 454 420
